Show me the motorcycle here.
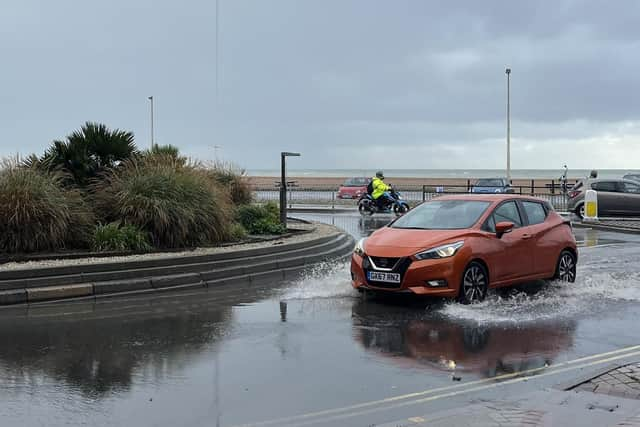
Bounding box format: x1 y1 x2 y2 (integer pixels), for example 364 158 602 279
358 187 411 217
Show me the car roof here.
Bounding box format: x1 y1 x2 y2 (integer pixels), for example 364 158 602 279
583 178 636 183
435 194 547 203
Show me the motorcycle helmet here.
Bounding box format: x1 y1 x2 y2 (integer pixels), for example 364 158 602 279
376 171 385 179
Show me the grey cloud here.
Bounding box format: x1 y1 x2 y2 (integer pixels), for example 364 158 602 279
1 0 640 170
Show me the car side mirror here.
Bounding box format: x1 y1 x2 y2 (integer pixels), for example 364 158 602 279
495 221 514 238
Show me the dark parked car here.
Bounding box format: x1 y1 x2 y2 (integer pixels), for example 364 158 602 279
471 178 514 194
337 177 371 199
567 178 640 218
623 173 640 183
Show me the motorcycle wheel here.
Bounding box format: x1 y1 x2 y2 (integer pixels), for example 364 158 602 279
393 203 410 216
358 202 374 216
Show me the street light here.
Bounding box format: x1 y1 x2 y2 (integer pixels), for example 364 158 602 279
280 152 301 225
505 68 511 183
148 96 155 149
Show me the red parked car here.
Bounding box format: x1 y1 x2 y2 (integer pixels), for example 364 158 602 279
351 194 577 304
337 177 371 199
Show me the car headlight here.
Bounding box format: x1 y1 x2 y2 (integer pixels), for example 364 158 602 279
414 241 464 260
354 238 366 257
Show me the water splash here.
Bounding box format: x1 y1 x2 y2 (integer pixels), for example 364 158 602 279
443 269 640 324
282 262 356 300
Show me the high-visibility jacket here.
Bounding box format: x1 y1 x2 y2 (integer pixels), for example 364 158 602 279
371 177 390 200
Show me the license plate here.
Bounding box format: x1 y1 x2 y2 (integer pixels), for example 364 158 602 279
342 194 352 199
367 271 401 283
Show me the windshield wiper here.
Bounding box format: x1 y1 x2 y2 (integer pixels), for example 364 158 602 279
393 226 431 230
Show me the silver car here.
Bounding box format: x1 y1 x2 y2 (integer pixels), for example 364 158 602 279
567 178 640 218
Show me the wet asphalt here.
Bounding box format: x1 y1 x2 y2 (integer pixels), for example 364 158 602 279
0 213 639 427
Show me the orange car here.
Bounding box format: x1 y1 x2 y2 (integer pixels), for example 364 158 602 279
351 195 577 303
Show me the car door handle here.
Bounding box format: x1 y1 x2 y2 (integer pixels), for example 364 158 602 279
522 234 533 240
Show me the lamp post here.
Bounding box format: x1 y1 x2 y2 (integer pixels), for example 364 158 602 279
280 152 301 225
215 0 220 100
148 96 155 149
505 68 511 183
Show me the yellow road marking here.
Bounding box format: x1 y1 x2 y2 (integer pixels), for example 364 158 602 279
235 344 640 427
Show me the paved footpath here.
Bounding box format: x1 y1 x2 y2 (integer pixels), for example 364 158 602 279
379 363 640 427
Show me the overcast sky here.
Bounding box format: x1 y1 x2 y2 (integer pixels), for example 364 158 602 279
2 0 640 170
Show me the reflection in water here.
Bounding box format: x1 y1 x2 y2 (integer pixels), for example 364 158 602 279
351 298 575 378
0 299 233 399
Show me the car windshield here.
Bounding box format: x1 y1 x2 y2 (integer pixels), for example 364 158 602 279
344 178 367 186
475 179 504 187
624 174 640 182
391 200 491 230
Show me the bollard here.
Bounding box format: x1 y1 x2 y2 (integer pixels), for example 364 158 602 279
583 189 598 222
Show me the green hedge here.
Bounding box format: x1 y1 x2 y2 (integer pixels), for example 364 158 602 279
92 223 152 252
237 202 286 235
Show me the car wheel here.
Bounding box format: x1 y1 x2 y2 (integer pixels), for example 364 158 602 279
459 262 489 304
554 250 576 282
575 203 585 219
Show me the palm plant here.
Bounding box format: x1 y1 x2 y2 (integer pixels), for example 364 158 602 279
41 122 137 186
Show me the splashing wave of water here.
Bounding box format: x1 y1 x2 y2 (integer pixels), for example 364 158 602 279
282 262 355 300
442 269 640 324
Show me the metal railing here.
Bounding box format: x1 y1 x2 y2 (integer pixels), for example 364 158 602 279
252 183 572 212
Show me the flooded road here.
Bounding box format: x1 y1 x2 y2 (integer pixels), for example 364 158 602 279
0 214 639 427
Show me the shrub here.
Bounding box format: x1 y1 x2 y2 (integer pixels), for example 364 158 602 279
94 155 233 248
229 223 248 241
237 202 286 235
207 162 253 205
0 163 94 253
92 223 152 252
141 144 187 167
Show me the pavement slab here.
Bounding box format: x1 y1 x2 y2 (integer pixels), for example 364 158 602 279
572 363 640 401
379 389 640 427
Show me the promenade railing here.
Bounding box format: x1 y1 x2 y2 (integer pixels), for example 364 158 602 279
251 181 574 212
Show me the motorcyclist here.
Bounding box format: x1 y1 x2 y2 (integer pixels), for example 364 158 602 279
371 171 393 209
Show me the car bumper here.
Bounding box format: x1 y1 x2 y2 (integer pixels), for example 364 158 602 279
350 254 462 298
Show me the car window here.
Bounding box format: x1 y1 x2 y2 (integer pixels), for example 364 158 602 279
483 215 496 233
522 201 547 225
476 179 505 187
622 182 640 194
491 201 523 229
591 181 618 192
391 200 491 230
344 178 367 186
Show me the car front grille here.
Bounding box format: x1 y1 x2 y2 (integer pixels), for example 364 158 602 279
368 256 401 270
363 257 412 289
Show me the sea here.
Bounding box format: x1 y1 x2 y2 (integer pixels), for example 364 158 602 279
247 169 640 180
